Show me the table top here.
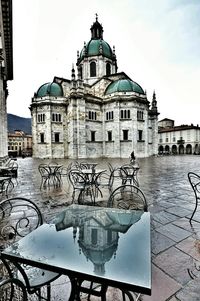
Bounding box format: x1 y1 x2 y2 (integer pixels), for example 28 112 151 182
1 204 151 295
81 168 106 174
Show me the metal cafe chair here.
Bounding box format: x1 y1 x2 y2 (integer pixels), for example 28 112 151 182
0 177 13 199
0 276 28 301
68 169 95 204
188 172 200 223
38 164 51 189
119 164 140 187
0 197 61 301
107 184 147 211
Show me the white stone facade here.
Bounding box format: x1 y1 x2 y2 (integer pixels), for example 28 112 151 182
30 18 159 159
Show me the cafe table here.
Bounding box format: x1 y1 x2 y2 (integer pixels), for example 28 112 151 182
1 204 151 300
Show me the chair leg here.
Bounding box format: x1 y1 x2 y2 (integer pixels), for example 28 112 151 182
190 198 198 224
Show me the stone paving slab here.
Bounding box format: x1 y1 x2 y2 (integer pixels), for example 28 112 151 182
142 265 182 301
175 278 200 301
151 230 176 255
165 206 193 218
153 246 193 285
176 236 200 261
156 223 191 242
152 211 180 225
3 155 200 300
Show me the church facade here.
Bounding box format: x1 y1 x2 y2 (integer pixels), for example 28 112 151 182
30 17 159 159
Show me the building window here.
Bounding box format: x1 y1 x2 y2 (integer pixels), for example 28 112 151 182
54 133 60 143
106 63 111 76
88 111 97 120
106 111 114 120
91 229 98 245
91 131 96 142
123 130 129 141
108 131 112 141
120 109 130 119
90 61 96 77
137 111 144 121
40 133 44 143
159 138 163 143
138 130 143 141
37 113 45 123
52 113 61 122
166 137 168 142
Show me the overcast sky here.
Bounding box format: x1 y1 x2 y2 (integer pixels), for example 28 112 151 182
7 0 200 126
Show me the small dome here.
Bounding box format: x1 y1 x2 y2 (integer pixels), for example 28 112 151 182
105 79 145 95
36 82 63 97
80 39 113 60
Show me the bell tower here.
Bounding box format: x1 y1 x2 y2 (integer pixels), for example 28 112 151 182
76 15 118 85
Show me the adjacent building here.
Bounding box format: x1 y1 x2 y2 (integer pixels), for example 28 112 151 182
30 16 159 159
8 130 32 157
158 118 200 155
0 0 13 165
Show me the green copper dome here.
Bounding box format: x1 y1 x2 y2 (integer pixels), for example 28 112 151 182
105 79 145 95
80 39 113 60
36 82 63 97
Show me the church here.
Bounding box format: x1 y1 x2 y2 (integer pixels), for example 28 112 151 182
30 16 159 159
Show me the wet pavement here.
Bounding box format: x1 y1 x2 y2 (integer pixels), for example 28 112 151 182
3 155 200 300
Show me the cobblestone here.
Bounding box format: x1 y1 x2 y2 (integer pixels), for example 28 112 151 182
2 155 200 300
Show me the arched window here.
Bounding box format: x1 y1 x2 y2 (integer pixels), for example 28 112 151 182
106 63 111 76
90 62 96 77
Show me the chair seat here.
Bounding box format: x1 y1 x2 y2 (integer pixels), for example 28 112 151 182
17 265 59 289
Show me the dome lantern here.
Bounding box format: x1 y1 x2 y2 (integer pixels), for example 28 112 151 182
90 13 103 40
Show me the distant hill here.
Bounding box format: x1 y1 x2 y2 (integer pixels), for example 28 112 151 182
7 114 32 134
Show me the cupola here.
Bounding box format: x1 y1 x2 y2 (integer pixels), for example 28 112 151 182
36 82 63 97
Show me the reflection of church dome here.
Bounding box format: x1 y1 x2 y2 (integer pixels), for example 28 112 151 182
105 79 145 95
79 240 118 275
36 82 63 97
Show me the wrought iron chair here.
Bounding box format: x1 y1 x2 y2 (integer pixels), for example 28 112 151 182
107 184 147 300
0 177 13 199
68 169 95 204
95 169 115 195
0 197 60 300
119 164 140 187
107 184 147 211
38 164 51 189
188 172 200 223
0 276 28 301
0 161 19 186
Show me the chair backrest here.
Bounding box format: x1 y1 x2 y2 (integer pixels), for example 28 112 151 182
0 277 28 300
188 172 200 222
68 169 87 187
38 165 50 177
0 197 43 246
0 179 11 198
188 172 200 198
107 184 148 211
